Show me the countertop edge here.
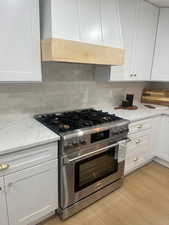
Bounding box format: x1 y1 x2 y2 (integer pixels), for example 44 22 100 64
129 112 169 123
0 136 60 156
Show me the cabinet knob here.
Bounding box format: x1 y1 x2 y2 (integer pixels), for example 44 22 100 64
0 164 10 172
134 157 138 162
135 139 141 144
7 182 13 189
130 74 137 78
137 124 143 129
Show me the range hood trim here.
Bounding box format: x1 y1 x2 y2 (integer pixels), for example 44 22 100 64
41 38 124 65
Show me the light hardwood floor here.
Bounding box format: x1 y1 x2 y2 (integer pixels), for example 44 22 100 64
40 162 169 225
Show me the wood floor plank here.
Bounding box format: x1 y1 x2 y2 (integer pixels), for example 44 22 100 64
40 162 169 225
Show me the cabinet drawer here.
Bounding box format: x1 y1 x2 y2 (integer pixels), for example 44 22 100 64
129 119 152 134
127 131 151 154
125 149 151 170
126 145 151 161
125 143 152 172
0 142 58 176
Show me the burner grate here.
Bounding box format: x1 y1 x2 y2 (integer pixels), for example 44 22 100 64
35 109 122 133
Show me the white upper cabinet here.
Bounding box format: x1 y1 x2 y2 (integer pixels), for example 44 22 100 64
0 0 41 82
78 0 103 45
118 0 139 80
0 177 8 225
100 0 123 48
134 0 159 81
40 0 80 41
40 0 123 48
151 9 169 81
98 0 159 81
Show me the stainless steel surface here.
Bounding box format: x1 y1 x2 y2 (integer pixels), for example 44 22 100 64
60 121 129 155
58 178 123 220
35 108 129 220
59 139 127 210
61 119 129 139
63 142 123 165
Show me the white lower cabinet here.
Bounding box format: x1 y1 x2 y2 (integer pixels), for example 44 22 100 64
0 142 59 225
5 159 58 225
155 115 169 162
0 177 8 225
151 116 162 157
125 119 153 175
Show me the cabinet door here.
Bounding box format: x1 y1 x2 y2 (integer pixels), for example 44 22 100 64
156 116 169 162
151 116 162 158
51 0 79 41
0 0 41 82
134 1 159 81
151 9 169 81
100 0 123 48
110 0 139 81
5 160 58 225
125 130 153 175
0 177 8 225
78 0 103 45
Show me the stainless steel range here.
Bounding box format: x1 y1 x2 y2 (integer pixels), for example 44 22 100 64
35 109 129 220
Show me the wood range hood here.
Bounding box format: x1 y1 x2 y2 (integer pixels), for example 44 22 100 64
41 38 124 65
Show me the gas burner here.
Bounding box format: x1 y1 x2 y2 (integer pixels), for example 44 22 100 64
35 109 122 134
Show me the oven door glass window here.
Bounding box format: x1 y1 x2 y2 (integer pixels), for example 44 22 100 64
75 147 118 192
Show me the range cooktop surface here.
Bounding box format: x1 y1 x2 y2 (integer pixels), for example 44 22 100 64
34 108 123 134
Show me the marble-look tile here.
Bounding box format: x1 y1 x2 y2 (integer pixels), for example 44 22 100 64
0 63 147 115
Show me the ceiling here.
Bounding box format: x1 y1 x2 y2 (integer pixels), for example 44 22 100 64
148 0 169 7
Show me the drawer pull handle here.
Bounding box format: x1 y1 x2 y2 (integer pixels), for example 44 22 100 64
137 125 143 129
134 158 138 162
0 164 10 171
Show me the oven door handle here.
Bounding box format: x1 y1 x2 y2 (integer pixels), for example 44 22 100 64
63 140 127 165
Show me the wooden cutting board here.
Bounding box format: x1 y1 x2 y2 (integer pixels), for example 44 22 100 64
141 89 169 106
114 105 138 110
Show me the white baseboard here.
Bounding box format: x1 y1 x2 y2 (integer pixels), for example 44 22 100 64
30 211 55 225
125 156 169 176
153 157 169 169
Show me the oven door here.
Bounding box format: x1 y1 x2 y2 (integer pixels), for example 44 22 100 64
60 140 127 209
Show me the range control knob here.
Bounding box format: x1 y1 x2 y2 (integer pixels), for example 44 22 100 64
72 140 79 147
79 138 86 145
120 129 124 134
68 143 73 148
112 130 118 135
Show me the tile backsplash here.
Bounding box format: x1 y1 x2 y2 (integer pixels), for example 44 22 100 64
0 62 147 114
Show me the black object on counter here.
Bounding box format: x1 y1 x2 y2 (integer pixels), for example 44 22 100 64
122 100 130 107
126 94 134 107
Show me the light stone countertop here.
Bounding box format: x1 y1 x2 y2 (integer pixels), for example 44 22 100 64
1 104 169 156
96 104 169 122
0 113 60 156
